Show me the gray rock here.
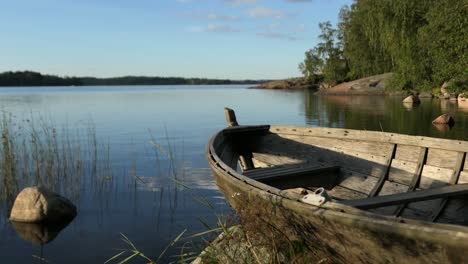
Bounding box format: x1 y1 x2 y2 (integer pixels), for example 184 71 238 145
432 114 455 126
402 95 421 104
10 187 77 223
419 92 433 98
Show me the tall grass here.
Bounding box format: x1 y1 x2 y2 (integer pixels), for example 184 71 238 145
0 111 114 214
105 134 318 264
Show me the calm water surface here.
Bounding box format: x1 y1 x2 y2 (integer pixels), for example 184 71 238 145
0 85 467 263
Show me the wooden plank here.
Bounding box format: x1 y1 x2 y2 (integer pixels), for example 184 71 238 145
271 126 468 152
244 165 340 190
341 184 468 209
251 157 273 169
458 171 468 184
219 144 239 170
284 135 393 158
337 170 380 195
368 144 397 197
419 165 453 189
395 145 421 162
224 107 238 127
257 134 389 178
431 152 466 222
379 181 409 196
243 163 321 177
394 147 427 216
222 125 270 135
438 198 468 224
388 159 418 185
327 185 367 200
279 134 391 160
252 152 305 167
426 149 459 169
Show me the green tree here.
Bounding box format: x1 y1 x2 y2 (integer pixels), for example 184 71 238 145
298 48 323 83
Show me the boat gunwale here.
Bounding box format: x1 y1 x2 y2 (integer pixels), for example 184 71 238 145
207 126 468 239
269 125 468 152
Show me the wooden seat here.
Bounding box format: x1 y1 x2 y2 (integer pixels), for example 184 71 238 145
243 164 340 190
341 184 468 209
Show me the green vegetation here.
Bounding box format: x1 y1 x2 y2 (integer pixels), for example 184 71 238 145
300 0 467 91
0 71 266 87
0 113 113 212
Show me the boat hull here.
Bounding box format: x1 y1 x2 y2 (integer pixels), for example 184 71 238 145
207 129 468 263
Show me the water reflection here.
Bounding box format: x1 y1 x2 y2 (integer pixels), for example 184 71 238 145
0 85 467 263
303 91 468 140
11 221 72 245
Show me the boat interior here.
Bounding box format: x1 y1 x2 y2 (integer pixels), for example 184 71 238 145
214 124 468 226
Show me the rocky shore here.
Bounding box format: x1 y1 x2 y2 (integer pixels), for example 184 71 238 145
253 77 315 90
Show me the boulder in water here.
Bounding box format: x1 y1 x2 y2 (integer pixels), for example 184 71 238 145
402 95 421 104
432 114 455 126
9 187 77 224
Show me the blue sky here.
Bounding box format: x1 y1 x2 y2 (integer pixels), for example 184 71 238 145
0 0 352 79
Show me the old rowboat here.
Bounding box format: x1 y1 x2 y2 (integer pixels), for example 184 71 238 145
206 108 468 263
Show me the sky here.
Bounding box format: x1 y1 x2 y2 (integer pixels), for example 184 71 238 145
0 0 353 80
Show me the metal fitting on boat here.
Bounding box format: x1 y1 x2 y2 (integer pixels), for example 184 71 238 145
301 187 330 206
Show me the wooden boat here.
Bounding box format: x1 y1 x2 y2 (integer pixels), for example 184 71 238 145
206 108 468 263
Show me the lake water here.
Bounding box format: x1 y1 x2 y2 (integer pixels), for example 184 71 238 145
0 85 467 263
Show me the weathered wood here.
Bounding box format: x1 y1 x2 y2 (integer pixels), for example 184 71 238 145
252 152 305 167
388 159 418 185
394 147 428 216
223 108 255 170
243 165 340 190
224 107 238 127
369 144 397 197
342 184 468 209
285 135 393 158
279 134 392 160
222 125 270 135
419 165 453 189
458 171 468 184
207 124 468 263
257 134 388 178
426 149 459 169
337 170 380 195
219 144 239 170
327 185 368 200
395 145 421 162
431 152 466 222
271 126 468 152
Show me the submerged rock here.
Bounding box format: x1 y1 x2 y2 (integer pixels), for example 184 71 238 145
11 221 71 245
432 114 455 126
10 187 77 224
402 95 421 104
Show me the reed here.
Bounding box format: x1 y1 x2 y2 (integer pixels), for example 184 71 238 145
0 111 115 212
105 132 319 264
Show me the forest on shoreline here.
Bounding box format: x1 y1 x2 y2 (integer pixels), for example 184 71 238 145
0 71 266 87
299 0 467 93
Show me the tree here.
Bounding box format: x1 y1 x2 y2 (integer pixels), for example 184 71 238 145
298 48 323 83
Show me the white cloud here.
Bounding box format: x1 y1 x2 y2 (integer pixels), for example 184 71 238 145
247 7 286 19
257 31 302 41
207 13 237 21
187 24 240 33
224 0 257 6
207 24 240 32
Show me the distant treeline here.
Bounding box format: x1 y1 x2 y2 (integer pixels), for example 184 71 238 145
0 71 266 87
300 0 467 91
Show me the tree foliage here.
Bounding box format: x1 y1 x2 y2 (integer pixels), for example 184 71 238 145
0 71 264 87
300 0 467 91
